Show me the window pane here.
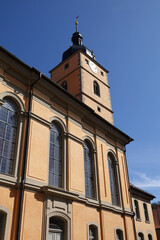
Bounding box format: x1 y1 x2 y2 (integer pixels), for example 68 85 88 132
0 98 18 175
84 141 96 199
49 217 64 240
143 203 149 221
0 122 6 138
134 200 140 219
0 107 8 122
49 122 63 188
108 153 120 206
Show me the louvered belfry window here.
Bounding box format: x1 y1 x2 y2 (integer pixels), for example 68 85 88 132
108 153 120 206
93 81 100 97
0 98 18 175
84 140 95 199
49 122 63 188
61 81 68 90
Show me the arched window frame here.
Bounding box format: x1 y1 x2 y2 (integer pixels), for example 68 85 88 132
107 150 121 207
48 117 67 190
115 227 125 240
61 81 68 90
46 212 71 240
93 81 100 97
0 205 11 240
134 199 141 220
138 231 145 240
0 92 25 180
87 222 100 240
143 202 149 222
83 137 98 200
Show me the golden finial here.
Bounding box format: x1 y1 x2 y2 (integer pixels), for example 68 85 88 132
75 16 79 32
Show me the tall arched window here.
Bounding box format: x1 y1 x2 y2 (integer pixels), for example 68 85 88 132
49 122 63 188
148 234 153 240
116 229 124 240
93 81 100 97
134 200 140 220
143 203 149 222
84 140 96 199
89 225 98 240
0 98 18 175
108 153 120 206
49 217 65 240
138 232 144 240
0 211 6 239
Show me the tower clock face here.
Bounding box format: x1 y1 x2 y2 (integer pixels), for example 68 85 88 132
89 61 98 74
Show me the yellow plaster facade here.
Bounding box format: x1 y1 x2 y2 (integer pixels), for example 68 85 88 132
0 31 157 240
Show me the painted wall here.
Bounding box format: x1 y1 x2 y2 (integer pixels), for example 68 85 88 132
132 197 157 239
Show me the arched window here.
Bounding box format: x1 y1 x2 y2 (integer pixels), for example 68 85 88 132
134 200 140 220
0 97 18 175
89 225 98 240
148 234 153 240
116 229 124 240
138 232 144 240
108 153 120 206
93 81 100 97
143 203 149 222
0 211 6 239
84 140 96 199
49 122 63 188
49 217 65 240
61 81 67 90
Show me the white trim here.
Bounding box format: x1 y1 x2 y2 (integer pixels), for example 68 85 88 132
87 222 100 240
0 91 26 112
49 116 67 133
83 136 96 151
46 212 71 240
0 93 25 178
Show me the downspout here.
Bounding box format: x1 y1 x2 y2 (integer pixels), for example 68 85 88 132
115 144 129 240
93 130 104 240
124 146 137 240
16 72 42 240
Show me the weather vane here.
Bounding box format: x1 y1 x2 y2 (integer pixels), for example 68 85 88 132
75 16 79 32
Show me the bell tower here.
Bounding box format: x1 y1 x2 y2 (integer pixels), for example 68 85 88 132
50 21 114 124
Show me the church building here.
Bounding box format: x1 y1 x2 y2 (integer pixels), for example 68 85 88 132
0 22 157 239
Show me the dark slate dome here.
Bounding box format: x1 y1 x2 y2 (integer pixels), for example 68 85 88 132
62 32 95 61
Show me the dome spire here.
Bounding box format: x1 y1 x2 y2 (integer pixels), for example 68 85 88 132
75 16 79 32
72 17 83 46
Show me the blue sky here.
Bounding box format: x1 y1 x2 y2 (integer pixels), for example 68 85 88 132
1 0 160 201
